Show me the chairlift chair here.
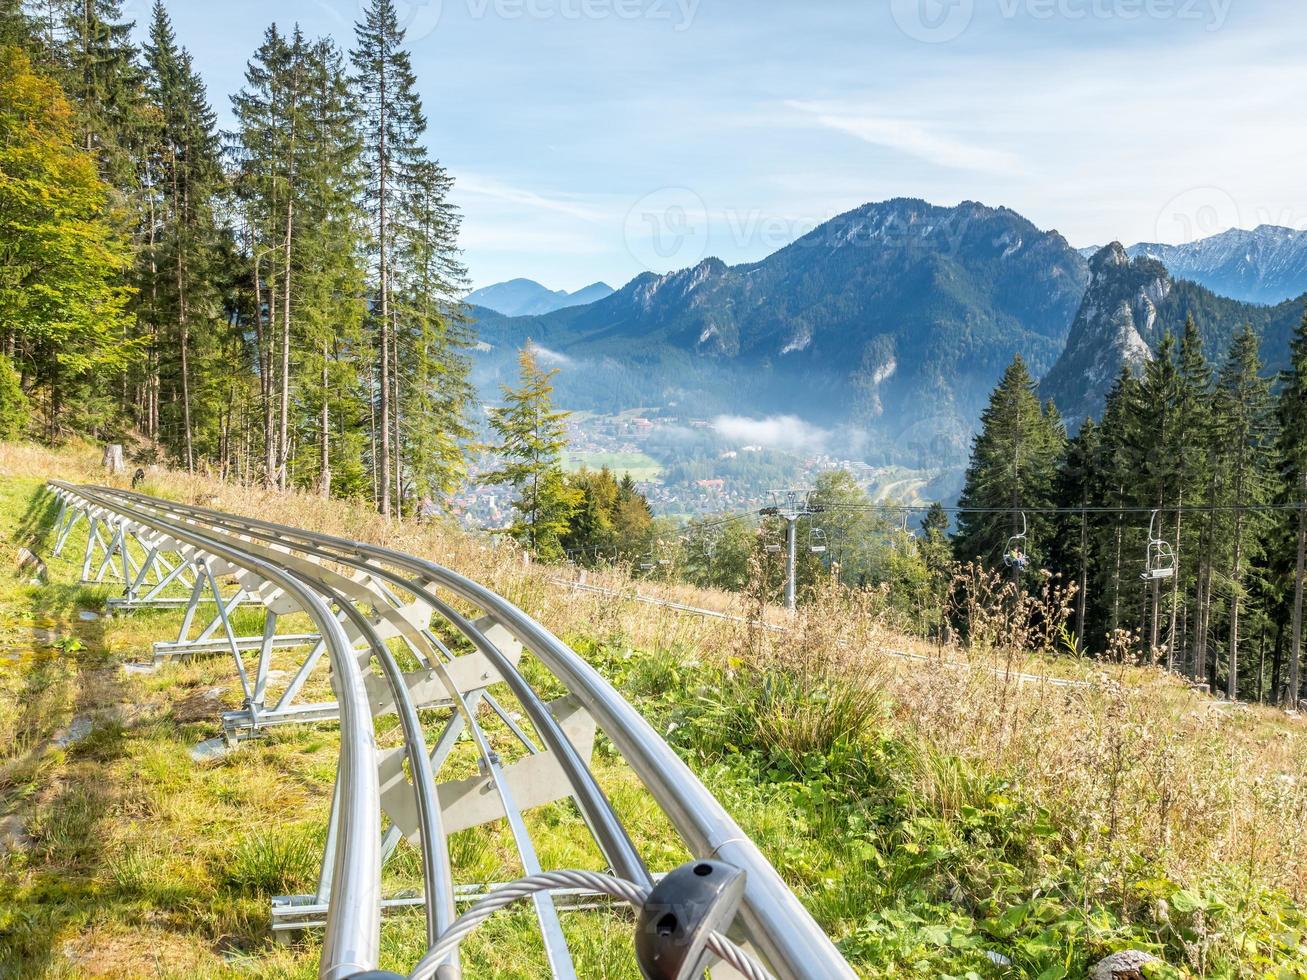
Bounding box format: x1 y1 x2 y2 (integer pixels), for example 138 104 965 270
1003 512 1030 571
1141 510 1177 581
809 526 828 555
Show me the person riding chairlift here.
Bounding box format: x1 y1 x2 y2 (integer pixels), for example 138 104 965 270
1005 546 1029 571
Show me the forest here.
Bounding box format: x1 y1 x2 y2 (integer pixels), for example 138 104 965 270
947 322 1307 706
0 0 472 514
4 0 1306 708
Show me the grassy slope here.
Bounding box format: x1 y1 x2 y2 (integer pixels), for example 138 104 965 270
2 444 1307 978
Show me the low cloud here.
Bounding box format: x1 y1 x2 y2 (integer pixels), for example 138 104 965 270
711 414 830 453
527 342 573 367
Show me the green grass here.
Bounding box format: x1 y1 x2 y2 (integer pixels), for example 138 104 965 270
562 451 662 482
4 472 1307 978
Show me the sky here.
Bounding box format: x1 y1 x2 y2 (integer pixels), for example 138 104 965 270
132 0 1307 292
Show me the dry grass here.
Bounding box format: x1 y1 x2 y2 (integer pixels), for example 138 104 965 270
5 442 1307 975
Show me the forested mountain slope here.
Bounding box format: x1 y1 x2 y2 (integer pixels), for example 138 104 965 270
472 199 1090 464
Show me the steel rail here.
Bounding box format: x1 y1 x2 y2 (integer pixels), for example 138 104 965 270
81 488 610 976
93 486 651 892
50 483 382 980
82 485 855 980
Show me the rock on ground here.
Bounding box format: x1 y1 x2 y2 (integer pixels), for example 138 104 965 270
1089 950 1160 980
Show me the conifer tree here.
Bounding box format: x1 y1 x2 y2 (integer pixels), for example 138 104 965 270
1277 310 1307 705
955 355 1064 570
1211 325 1277 698
1172 317 1212 675
53 0 144 187
485 346 581 560
1053 416 1100 643
394 157 472 501
1131 332 1181 659
350 0 426 515
141 0 227 470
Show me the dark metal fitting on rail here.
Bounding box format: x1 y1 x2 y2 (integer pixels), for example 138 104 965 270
634 859 745 980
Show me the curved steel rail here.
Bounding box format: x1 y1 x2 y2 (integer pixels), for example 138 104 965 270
47 482 856 980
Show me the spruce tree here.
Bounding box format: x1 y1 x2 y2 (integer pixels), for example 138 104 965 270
1131 332 1181 659
955 355 1064 571
53 0 144 187
484 346 582 560
1277 310 1307 705
1053 416 1100 644
1173 317 1212 676
394 157 472 502
1211 325 1277 698
141 0 226 470
350 0 426 515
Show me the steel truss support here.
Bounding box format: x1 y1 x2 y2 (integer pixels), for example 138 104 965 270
43 483 855 980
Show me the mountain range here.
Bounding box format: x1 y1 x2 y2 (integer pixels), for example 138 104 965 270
1125 226 1307 306
472 199 1090 464
465 278 614 317
1042 242 1306 425
470 200 1307 468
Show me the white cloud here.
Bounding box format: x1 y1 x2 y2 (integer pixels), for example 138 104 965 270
786 100 1024 177
455 173 610 222
527 342 573 367
711 414 829 454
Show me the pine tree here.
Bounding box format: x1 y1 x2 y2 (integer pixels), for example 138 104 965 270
234 28 366 493
52 0 144 187
955 355 1065 571
1131 332 1181 660
393 156 472 502
484 346 581 560
1173 317 1212 676
141 1 227 470
350 0 426 515
1211 324 1277 698
0 0 32 48
1090 370 1144 642
1053 416 1100 644
1277 310 1307 705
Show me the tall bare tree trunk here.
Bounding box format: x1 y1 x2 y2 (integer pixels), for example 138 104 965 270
376 65 391 517
279 197 293 490
1290 493 1306 707
319 342 330 498
1228 513 1245 700
392 308 402 519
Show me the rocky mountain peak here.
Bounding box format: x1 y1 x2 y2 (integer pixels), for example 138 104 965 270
1039 245 1173 426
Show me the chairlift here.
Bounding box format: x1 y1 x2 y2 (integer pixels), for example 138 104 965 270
1003 512 1030 571
809 526 828 555
761 526 782 554
1141 510 1177 581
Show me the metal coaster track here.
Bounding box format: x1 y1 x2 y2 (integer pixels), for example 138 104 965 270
46 482 855 980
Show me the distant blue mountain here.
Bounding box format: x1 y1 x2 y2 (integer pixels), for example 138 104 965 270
465 278 614 317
